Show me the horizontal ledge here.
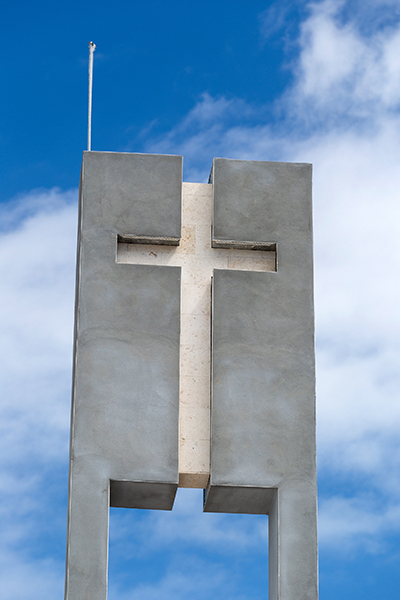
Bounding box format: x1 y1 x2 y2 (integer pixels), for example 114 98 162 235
212 239 276 251
110 480 178 511
118 234 180 246
203 484 277 515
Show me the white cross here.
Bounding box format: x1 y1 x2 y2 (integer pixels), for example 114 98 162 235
117 182 276 488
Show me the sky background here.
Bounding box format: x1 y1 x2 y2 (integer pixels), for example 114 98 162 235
1 0 400 598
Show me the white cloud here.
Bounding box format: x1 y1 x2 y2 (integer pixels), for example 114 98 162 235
296 124 400 464
319 494 400 553
0 189 77 599
258 1 292 41
287 4 400 486
0 188 77 462
291 0 400 121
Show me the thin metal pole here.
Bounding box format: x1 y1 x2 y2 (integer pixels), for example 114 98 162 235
87 41 96 151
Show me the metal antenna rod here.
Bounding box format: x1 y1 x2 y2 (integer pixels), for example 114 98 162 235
87 41 96 151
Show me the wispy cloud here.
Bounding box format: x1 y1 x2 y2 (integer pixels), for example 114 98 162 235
289 0 400 124
0 189 77 599
319 494 400 553
0 189 77 462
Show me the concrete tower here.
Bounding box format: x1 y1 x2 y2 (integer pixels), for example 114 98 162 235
65 151 318 600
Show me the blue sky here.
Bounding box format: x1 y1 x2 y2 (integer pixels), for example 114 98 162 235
1 0 400 598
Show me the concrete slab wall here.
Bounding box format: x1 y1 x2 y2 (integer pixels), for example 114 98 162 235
204 158 318 600
65 152 182 600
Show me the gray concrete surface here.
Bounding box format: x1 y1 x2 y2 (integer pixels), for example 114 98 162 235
65 153 318 600
65 152 182 600
204 158 318 600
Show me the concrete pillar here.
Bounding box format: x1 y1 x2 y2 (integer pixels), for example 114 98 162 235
204 159 318 600
65 152 182 600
